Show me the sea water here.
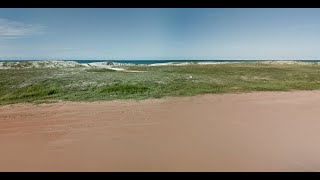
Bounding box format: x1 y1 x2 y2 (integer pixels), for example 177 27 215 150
1 60 320 64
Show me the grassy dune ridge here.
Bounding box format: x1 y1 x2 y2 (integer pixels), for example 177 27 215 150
1 62 320 105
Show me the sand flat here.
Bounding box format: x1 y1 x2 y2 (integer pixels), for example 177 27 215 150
1 91 320 171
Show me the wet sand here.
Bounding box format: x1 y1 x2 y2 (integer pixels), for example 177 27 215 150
1 91 320 171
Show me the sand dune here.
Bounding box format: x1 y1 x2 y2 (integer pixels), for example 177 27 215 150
1 91 320 171
1 60 318 70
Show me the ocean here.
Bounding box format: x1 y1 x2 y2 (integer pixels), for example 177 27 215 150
1 60 320 64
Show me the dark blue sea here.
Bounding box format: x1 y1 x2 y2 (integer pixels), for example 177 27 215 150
70 60 260 64
1 60 320 64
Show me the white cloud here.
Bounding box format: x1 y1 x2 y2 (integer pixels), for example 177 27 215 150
0 18 45 38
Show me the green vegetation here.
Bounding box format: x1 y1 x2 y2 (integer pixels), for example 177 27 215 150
1 62 320 105
86 68 117 72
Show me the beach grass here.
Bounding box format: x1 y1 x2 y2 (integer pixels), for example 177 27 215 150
1 62 320 105
85 68 117 72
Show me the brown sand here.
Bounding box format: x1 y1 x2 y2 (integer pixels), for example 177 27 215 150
1 91 320 172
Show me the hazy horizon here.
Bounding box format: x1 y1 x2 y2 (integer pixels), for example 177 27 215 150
1 8 320 60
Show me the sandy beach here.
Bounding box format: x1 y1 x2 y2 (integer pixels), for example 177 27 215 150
1 91 320 171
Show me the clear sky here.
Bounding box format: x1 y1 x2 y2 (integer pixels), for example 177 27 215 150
0 8 320 60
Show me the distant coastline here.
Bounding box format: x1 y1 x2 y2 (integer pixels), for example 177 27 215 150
0 59 320 65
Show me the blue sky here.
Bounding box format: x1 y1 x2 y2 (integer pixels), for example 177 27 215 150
0 8 320 60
